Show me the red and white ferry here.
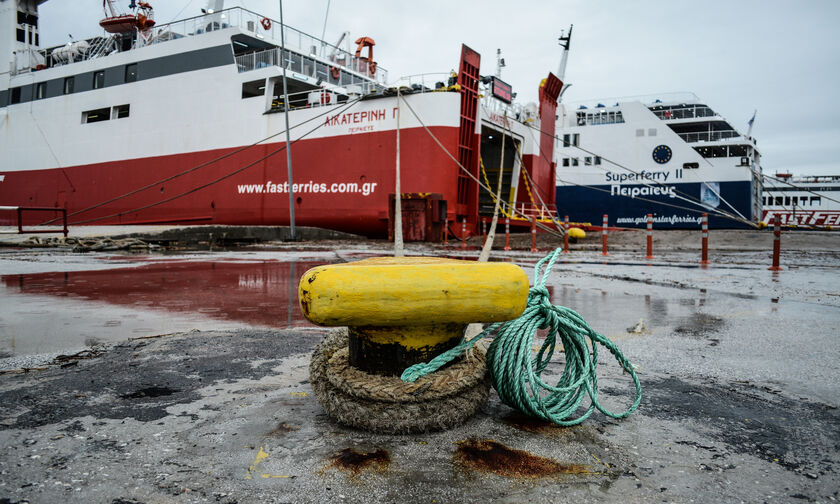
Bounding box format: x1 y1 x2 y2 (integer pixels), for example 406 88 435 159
0 0 563 237
762 173 840 228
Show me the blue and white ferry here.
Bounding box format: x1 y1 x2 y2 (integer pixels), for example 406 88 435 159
554 93 762 229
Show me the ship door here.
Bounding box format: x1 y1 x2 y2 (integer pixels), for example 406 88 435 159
478 126 520 217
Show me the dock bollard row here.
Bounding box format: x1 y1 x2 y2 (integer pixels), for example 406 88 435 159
601 214 609 256
443 217 448 245
769 214 783 271
460 217 467 249
530 218 538 252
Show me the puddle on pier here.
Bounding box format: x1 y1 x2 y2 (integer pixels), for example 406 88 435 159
0 259 331 356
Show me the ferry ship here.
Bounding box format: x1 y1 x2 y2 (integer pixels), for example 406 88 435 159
0 0 563 238
554 93 762 229
762 174 840 227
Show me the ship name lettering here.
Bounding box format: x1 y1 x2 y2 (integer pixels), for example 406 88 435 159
610 184 676 199
605 170 670 183
325 109 387 127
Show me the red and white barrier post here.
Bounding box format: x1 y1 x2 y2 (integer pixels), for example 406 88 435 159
601 214 609 256
504 217 511 251
461 217 467 250
530 217 538 252
443 217 449 245
769 214 783 271
563 215 570 253
700 213 709 265
645 213 654 260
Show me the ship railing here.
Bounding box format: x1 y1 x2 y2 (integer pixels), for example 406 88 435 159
651 105 717 120
235 47 385 91
480 94 527 123
567 91 701 109
29 7 388 85
392 73 452 91
0 206 68 238
678 130 742 143
509 202 558 223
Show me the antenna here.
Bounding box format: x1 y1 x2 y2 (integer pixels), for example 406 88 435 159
495 48 505 78
556 24 573 82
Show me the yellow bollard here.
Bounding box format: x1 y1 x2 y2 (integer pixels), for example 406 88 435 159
299 257 529 375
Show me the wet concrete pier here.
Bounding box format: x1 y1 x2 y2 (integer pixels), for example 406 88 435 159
0 228 838 503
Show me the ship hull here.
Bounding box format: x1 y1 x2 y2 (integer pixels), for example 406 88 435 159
0 126 460 236
556 180 754 229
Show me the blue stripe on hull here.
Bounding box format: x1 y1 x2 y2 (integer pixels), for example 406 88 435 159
556 181 754 229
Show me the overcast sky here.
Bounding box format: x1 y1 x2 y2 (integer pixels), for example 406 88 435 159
40 0 840 176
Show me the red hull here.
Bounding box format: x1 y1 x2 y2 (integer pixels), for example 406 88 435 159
0 126 462 237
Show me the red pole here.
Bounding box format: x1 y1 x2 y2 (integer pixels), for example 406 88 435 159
601 214 609 256
562 215 570 253
700 213 709 265
645 213 653 259
504 217 511 251
17 207 22 234
461 217 467 249
530 217 537 252
769 214 783 271
62 208 68 238
443 217 449 245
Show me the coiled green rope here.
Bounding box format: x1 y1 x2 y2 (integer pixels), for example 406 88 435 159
401 248 642 425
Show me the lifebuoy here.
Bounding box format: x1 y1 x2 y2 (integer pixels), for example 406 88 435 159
368 61 377 76
260 17 271 30
330 66 340 80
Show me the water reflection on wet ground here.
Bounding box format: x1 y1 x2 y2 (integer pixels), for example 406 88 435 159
0 259 333 356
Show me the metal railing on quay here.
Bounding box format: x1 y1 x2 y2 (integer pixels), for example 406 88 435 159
0 206 68 237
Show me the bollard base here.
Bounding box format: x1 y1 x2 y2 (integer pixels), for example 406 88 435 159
311 328 490 434
347 324 464 376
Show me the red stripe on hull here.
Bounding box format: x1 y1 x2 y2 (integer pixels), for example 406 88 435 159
0 126 460 237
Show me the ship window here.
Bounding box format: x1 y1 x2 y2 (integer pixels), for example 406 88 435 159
17 11 26 24
572 158 579 166
35 33 39 46
636 129 644 137
64 77 74 94
241 79 265 98
585 156 592 166
792 197 798 206
562 158 569 167
775 197 782 205
16 29 25 43
35 82 46 100
573 133 580 146
728 145 748 157
683 162 700 169
784 197 791 206
562 134 570 146
595 156 601 165
10 87 21 104
82 107 111 124
811 196 821 206
112 104 130 119
125 63 137 83
648 128 657 136
93 71 105 89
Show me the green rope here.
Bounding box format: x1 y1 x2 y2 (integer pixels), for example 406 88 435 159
401 248 642 425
